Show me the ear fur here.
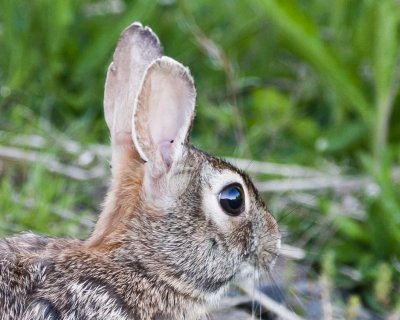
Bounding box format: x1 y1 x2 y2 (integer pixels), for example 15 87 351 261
104 22 163 171
132 57 196 170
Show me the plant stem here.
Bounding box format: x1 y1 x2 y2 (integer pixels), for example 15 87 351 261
373 57 400 165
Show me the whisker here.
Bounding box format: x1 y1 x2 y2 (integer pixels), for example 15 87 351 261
252 266 256 320
276 205 299 224
267 270 299 317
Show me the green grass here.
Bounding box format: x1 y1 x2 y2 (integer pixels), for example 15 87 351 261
0 0 399 315
0 160 95 237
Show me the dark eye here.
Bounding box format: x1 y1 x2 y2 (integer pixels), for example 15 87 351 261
219 183 245 216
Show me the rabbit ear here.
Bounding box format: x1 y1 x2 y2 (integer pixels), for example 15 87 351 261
104 22 163 170
132 57 196 172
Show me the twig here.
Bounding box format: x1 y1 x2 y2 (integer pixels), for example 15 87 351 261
11 194 94 228
8 132 110 166
387 310 400 320
226 157 327 177
320 274 333 320
0 145 106 180
183 12 249 155
208 295 253 311
2 134 400 195
208 309 254 320
255 175 375 193
280 243 306 260
239 282 305 320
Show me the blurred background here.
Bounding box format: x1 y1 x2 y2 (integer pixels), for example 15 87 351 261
0 0 399 319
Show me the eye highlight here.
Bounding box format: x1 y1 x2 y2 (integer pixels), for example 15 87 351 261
218 183 245 216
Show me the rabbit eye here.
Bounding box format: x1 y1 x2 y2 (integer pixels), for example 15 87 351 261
218 183 245 216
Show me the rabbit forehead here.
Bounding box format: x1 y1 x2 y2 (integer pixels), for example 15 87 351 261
201 164 251 231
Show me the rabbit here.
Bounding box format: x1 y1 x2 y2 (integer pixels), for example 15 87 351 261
0 22 280 320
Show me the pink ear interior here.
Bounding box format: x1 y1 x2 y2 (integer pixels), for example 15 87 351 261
132 57 196 168
159 140 174 168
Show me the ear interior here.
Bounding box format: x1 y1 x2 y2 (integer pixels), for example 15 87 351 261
132 57 196 169
104 23 163 168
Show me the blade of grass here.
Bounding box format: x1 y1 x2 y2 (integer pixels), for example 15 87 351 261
256 0 372 123
372 0 400 163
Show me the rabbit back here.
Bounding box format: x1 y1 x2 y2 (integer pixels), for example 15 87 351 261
0 233 201 320
0 234 130 320
0 234 52 319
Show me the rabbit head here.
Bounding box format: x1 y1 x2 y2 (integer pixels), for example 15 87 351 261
87 22 280 303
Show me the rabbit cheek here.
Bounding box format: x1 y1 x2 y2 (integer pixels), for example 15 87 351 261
230 220 255 259
255 216 280 268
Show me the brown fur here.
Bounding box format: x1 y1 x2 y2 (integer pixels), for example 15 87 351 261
88 144 144 248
